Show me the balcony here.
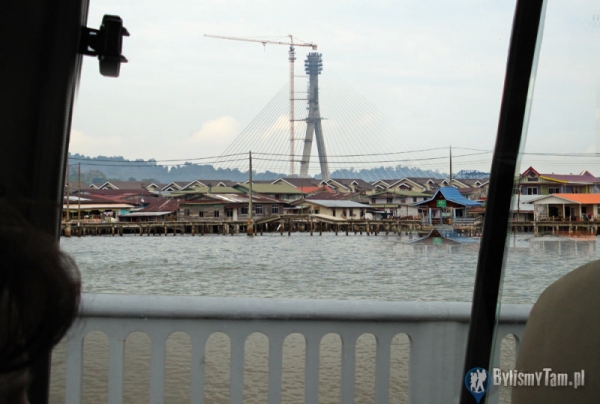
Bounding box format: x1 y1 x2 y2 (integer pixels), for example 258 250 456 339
54 294 529 403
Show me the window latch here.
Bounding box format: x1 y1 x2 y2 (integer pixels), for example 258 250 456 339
80 15 129 77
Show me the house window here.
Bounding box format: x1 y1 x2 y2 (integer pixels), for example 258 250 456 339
527 187 538 195
548 187 559 194
255 204 263 215
401 199 406 204
386 198 393 203
184 208 190 216
198 211 204 218
271 204 279 214
241 206 248 214
226 210 233 218
214 210 219 218
371 198 376 203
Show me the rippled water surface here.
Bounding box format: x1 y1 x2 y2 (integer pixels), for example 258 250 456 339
60 232 600 304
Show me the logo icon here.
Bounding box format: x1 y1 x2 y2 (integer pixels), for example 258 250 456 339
464 367 490 403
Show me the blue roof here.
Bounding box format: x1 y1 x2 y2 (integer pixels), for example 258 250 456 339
415 187 482 207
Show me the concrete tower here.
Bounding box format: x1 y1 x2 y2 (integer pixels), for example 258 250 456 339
299 53 330 180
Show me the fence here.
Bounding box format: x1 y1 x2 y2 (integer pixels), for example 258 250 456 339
59 294 530 403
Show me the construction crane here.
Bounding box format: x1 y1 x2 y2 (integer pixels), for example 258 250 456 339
205 34 318 177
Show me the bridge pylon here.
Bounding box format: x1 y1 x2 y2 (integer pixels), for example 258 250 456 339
299 53 330 180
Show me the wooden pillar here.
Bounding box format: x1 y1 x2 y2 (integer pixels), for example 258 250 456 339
335 224 338 236
319 221 322 236
310 220 313 236
280 220 284 236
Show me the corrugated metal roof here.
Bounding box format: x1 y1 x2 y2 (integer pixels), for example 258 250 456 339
532 193 600 204
119 211 172 217
235 183 303 194
62 203 134 209
183 193 281 204
540 174 600 184
369 190 430 197
170 186 242 194
415 187 482 207
306 200 370 208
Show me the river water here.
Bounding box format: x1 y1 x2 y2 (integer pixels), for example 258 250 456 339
49 232 599 403
58 232 598 303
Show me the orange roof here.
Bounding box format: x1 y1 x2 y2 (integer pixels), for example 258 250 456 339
298 185 323 193
552 193 600 204
301 185 334 193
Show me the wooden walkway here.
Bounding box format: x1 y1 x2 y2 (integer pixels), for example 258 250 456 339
61 215 426 237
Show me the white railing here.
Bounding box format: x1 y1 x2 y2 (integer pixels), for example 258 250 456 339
60 294 530 404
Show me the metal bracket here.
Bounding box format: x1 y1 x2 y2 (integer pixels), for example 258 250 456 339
80 15 129 77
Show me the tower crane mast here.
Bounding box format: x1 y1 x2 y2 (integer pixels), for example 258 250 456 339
205 34 317 177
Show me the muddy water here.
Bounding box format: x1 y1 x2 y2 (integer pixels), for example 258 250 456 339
49 233 598 402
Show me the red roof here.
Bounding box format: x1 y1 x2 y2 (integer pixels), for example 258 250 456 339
138 198 180 212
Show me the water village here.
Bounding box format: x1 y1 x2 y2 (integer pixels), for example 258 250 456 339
60 166 600 242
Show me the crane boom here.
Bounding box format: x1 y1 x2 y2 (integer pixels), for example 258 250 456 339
206 33 318 177
204 34 317 50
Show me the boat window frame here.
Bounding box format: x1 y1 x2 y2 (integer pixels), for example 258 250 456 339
459 0 547 402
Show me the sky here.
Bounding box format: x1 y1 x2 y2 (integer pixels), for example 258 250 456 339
69 0 600 177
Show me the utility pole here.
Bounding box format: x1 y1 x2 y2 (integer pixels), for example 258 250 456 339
247 151 254 236
289 41 296 177
517 172 522 221
66 165 70 222
77 162 81 225
449 146 453 184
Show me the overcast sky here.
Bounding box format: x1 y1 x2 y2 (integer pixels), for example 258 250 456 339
69 0 600 177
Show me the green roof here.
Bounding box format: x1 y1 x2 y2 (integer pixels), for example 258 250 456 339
235 183 303 194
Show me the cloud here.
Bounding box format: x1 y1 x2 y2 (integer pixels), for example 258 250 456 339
190 116 240 155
